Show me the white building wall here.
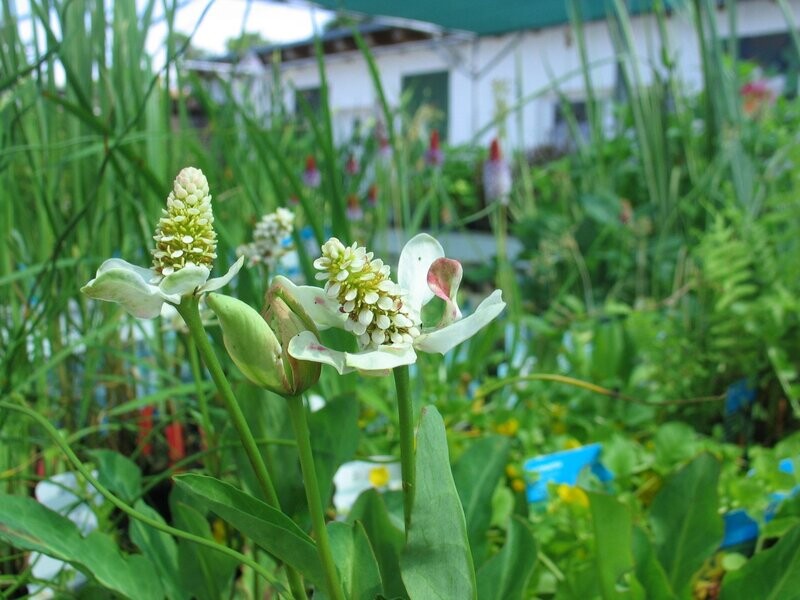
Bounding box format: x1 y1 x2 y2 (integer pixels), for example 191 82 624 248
266 0 800 149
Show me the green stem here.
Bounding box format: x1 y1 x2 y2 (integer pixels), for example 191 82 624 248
393 364 415 534
176 297 306 600
187 335 219 476
286 395 345 600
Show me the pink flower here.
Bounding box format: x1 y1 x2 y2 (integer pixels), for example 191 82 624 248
740 80 775 115
347 194 363 220
483 138 512 204
302 155 321 188
375 121 392 160
345 154 359 176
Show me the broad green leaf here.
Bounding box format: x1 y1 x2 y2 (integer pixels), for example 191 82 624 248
348 489 408 599
720 525 800 600
88 449 142 504
650 454 723 596
130 501 186 600
174 473 326 587
588 492 645 600
172 501 236 600
631 526 676 600
476 516 537 600
0 494 162 600
400 406 477 599
453 435 510 564
327 520 383 600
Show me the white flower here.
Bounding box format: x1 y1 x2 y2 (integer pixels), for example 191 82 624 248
285 233 506 375
81 167 243 319
237 207 295 268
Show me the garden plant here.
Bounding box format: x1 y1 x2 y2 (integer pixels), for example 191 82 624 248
1 0 800 598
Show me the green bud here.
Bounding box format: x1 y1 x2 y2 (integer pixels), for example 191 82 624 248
262 276 321 396
205 293 286 394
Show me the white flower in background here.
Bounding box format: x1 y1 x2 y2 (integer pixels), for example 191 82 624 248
333 458 402 514
285 233 505 375
28 471 103 599
237 207 295 268
81 167 243 319
483 138 512 204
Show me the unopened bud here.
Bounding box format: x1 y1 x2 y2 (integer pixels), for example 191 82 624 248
262 276 322 396
205 293 286 394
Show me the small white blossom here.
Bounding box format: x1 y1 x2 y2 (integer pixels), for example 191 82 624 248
237 208 295 268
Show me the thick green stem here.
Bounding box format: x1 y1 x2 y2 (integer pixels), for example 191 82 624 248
393 364 415 534
286 395 345 600
177 297 306 600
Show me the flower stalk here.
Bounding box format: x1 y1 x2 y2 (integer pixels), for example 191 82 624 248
393 364 415 534
286 395 346 600
176 296 307 600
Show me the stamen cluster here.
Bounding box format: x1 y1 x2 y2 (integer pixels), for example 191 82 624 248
152 167 217 276
237 208 295 267
313 238 420 350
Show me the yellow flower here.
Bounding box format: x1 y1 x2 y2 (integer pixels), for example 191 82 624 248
556 483 589 508
368 466 391 488
563 438 581 450
496 418 519 437
511 478 526 493
505 464 520 479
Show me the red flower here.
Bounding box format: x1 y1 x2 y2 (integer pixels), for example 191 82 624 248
367 184 378 207
137 406 155 457
425 129 443 167
347 194 364 220
483 138 512 204
165 421 186 465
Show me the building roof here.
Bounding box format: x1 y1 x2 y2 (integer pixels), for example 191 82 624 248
308 0 672 36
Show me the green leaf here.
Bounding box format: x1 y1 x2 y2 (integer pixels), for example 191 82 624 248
631 526 676 600
476 516 537 600
88 449 142 504
0 494 163 600
400 406 477 599
453 435 510 565
172 501 236 600
327 521 384 600
721 525 800 600
348 489 408 599
589 492 645 600
649 454 723 596
130 501 186 600
174 473 326 587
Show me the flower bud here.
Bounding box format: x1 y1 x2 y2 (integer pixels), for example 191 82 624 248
205 293 286 394
262 276 322 395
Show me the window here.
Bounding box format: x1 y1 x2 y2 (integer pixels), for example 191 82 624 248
401 71 449 139
551 99 592 149
737 32 794 73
